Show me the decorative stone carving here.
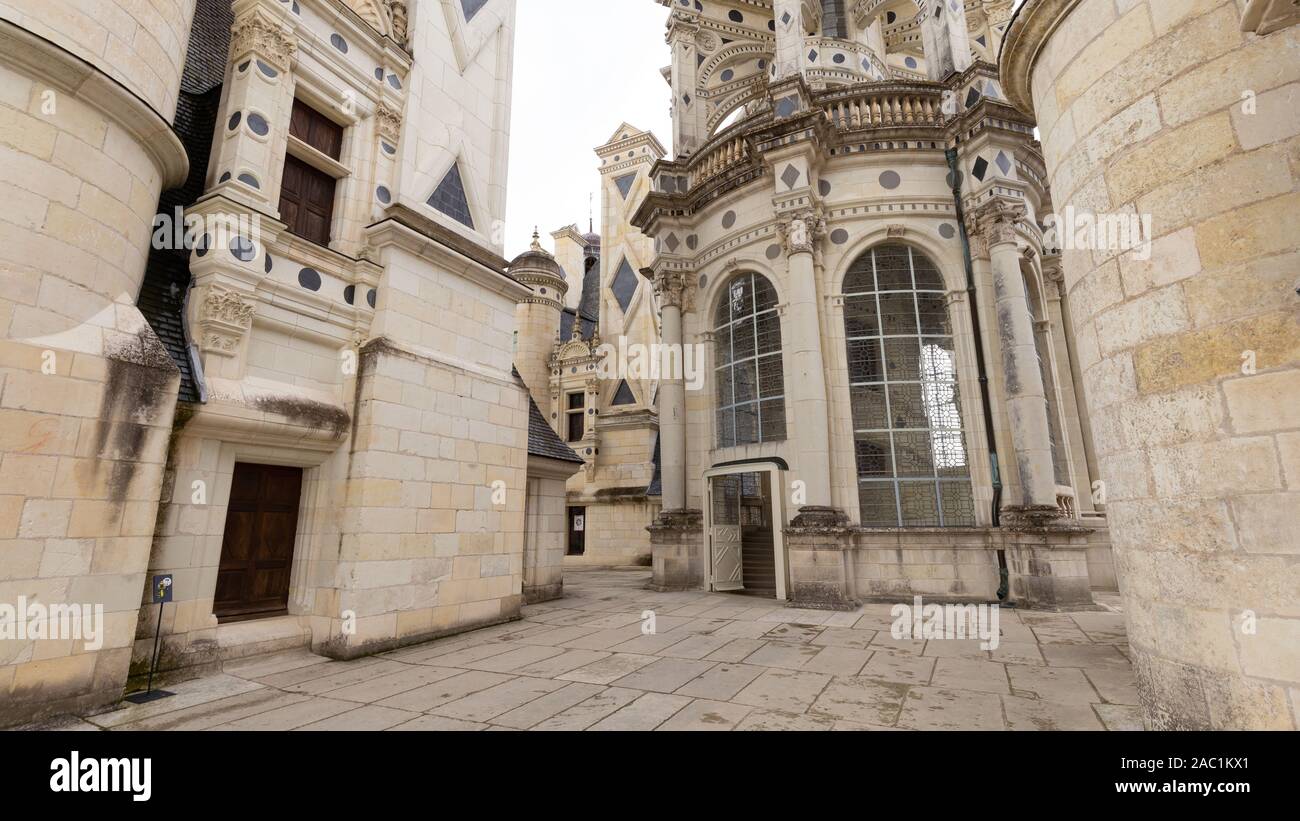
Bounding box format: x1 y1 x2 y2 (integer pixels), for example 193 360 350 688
229 11 297 72
973 200 1026 248
197 285 255 358
376 102 402 143
695 30 718 53
778 210 827 255
652 269 688 309
344 0 412 48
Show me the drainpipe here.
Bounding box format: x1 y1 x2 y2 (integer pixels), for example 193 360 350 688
946 147 1008 599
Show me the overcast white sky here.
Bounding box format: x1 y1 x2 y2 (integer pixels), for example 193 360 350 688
504 0 672 259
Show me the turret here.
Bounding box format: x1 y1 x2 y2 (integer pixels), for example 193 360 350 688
509 230 568 401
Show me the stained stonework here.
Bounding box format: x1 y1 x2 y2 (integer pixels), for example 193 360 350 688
1003 0 1300 729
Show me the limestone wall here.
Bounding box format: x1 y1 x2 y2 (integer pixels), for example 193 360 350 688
1003 0 1300 729
0 4 192 723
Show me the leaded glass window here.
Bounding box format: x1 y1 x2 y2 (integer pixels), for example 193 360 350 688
714 273 786 447
844 245 975 526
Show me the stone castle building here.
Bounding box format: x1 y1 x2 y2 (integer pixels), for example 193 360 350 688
0 0 1295 731
0 0 586 727
512 0 1297 730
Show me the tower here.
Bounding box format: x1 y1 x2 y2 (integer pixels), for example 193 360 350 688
510 231 568 402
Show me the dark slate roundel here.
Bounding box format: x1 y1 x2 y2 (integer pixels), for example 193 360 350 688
818 179 832 197
264 253 274 274
218 171 231 183
833 53 846 64
367 289 377 309
330 33 348 53
381 142 396 156
698 274 707 290
765 244 781 260
298 267 322 292
939 223 957 240
905 56 918 69
247 113 269 136
256 60 278 78
721 210 736 229
686 234 698 251
196 234 210 257
879 170 901 190
237 173 260 189
237 61 250 73
387 74 402 90
728 10 743 22
344 285 356 305
376 186 391 204
375 67 385 81
230 236 256 262
946 169 963 189
830 229 850 245
227 111 242 131
720 69 734 82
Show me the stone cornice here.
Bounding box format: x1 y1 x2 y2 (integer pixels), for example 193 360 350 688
999 0 1084 116
0 18 189 188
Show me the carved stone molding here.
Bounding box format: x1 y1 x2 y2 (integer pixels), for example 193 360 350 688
197 285 255 357
653 269 688 310
343 0 412 48
777 209 827 256
229 10 296 72
376 102 402 143
973 200 1027 248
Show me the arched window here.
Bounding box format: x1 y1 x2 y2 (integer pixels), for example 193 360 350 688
843 245 975 527
714 272 785 448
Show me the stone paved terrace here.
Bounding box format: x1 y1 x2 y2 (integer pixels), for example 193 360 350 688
41 570 1142 731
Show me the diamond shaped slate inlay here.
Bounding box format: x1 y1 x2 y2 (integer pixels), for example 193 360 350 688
665 233 680 252
775 95 798 119
781 164 801 190
612 381 637 406
965 87 982 108
461 0 488 21
614 173 636 200
972 157 989 181
427 163 474 229
612 258 639 314
995 151 1012 175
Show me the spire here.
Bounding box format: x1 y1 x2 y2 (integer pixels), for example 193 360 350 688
530 227 542 251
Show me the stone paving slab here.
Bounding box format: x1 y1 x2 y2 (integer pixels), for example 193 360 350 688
46 569 1141 732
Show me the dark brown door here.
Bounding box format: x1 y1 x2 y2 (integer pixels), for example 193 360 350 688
567 507 586 556
278 154 336 246
215 463 304 622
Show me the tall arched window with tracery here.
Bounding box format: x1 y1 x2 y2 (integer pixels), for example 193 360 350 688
714 272 786 448
843 245 976 526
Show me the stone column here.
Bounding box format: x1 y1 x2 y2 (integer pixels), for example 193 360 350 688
666 10 705 156
978 201 1060 517
773 0 805 81
653 269 688 512
209 0 297 213
780 213 843 525
918 0 973 79
1003 0 1300 729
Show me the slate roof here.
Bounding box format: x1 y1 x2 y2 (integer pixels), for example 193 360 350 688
135 0 233 404
512 367 582 464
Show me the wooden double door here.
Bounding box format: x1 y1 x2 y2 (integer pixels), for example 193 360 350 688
214 463 304 622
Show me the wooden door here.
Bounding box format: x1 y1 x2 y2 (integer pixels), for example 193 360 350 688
214 463 304 622
567 507 586 556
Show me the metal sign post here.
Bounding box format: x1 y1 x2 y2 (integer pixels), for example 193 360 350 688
125 575 176 705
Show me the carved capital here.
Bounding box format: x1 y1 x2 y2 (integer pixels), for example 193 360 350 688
973 201 1027 248
376 102 402 143
230 10 297 72
777 209 827 256
652 269 688 309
